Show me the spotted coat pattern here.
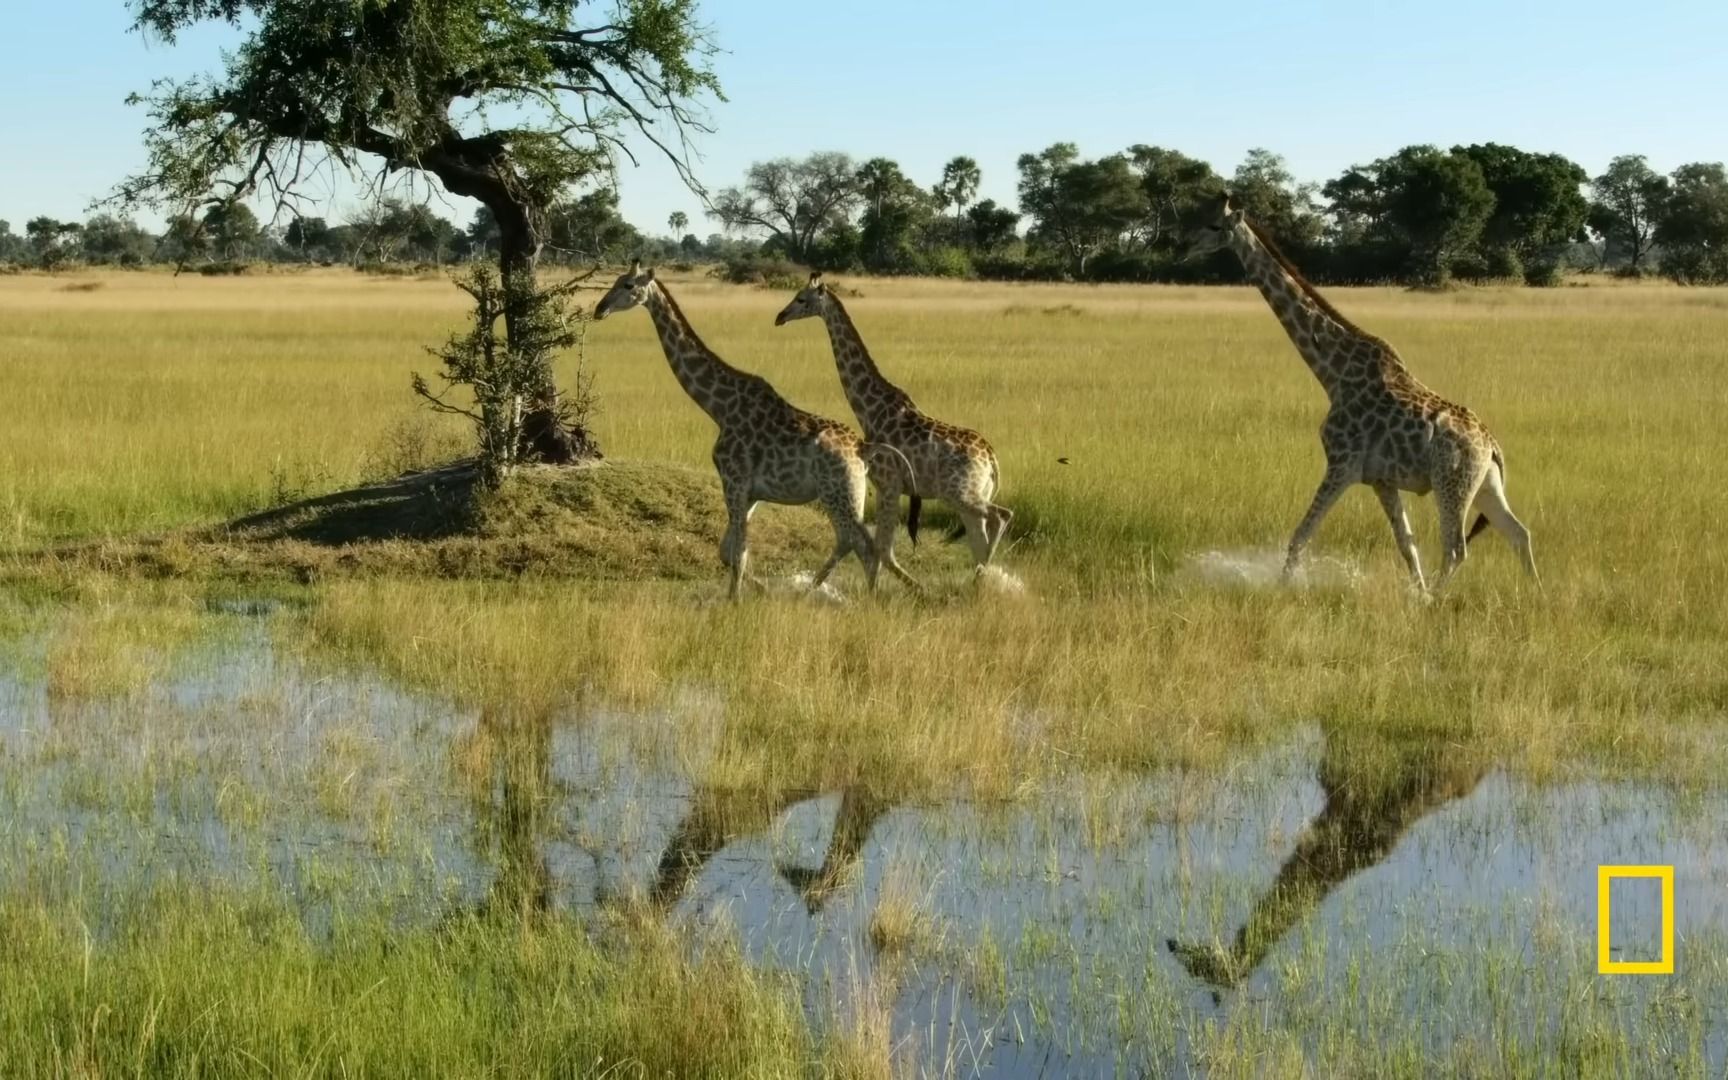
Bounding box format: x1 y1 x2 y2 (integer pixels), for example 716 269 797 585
1193 199 1538 591
776 276 1012 569
594 267 919 599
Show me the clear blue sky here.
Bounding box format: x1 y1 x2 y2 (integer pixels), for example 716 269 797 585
2 0 1724 235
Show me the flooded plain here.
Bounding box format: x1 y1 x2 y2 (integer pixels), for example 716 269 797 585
3 613 1725 1077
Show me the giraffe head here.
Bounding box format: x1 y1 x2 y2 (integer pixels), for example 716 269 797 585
1181 192 1246 262
593 261 656 320
773 272 831 326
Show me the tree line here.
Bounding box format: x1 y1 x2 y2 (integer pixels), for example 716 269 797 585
0 191 740 273
8 145 1724 289
708 146 1728 287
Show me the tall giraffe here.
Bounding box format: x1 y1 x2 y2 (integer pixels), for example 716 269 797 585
594 264 920 599
1185 194 1538 590
775 274 1012 571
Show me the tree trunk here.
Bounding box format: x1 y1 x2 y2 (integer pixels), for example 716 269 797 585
494 201 601 465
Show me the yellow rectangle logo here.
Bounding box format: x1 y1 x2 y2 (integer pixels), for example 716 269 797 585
1597 865 1674 975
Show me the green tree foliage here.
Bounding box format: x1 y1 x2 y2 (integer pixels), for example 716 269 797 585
966 200 1020 252
1229 148 1322 253
549 189 642 263
933 155 981 243
710 152 860 264
80 215 156 266
1655 162 1728 284
1454 143 1588 265
0 221 25 264
203 202 264 261
25 218 83 270
119 0 720 467
667 211 689 235
1589 155 1670 273
1128 145 1221 250
1016 144 1144 276
856 158 933 272
1325 146 1496 286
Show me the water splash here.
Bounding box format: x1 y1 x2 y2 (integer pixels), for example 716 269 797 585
1182 548 1363 589
783 571 850 606
976 565 1028 597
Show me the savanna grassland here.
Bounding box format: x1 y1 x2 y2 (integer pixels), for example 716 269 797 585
3 267 1727 1077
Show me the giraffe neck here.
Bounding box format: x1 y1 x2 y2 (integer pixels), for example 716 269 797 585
1229 222 1403 397
818 295 913 435
641 282 767 426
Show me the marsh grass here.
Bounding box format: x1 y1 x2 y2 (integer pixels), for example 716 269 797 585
0 884 852 1079
4 268 1728 1074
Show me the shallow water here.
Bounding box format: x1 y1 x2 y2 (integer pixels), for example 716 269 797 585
2 628 1725 1075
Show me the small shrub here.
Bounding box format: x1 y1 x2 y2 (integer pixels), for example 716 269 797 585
916 245 974 279
713 255 809 290
196 261 252 276
1523 261 1563 287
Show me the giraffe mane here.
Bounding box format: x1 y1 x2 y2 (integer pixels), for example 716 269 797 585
651 281 752 378
1243 217 1394 352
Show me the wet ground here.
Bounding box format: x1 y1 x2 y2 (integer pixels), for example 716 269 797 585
3 620 1725 1075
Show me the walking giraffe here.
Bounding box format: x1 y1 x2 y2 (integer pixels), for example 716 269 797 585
1184 194 1538 591
775 273 1012 571
594 263 920 599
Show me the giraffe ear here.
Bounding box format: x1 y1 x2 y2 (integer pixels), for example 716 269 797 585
629 258 642 276
643 266 656 281
809 271 823 287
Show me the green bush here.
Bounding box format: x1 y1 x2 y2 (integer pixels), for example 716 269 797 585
1523 261 1563 287
915 245 974 279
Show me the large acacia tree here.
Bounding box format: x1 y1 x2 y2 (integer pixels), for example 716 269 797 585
118 0 720 463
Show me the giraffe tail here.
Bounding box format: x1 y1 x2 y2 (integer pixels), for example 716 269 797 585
906 496 922 545
1466 446 1505 545
862 442 916 505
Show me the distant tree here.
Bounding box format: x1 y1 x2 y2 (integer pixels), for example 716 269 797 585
0 220 25 263
549 189 641 263
1454 143 1588 265
933 155 982 238
1588 155 1670 273
668 211 689 236
25 217 82 270
80 214 155 266
118 0 720 471
966 199 1020 252
1128 145 1221 249
200 203 263 261
679 233 703 256
711 152 861 264
284 215 332 260
1655 162 1728 284
1340 145 1492 285
1230 148 1323 253
1016 144 1144 275
855 157 931 272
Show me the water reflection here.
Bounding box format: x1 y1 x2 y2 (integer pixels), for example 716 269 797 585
3 634 1727 1076
1168 729 1487 988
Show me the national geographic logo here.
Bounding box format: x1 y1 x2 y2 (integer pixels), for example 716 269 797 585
1597 865 1674 975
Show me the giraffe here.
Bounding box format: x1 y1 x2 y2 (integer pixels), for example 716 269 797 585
593 263 920 600
775 273 1012 572
1184 194 1538 591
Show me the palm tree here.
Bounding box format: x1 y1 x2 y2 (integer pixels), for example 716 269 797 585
668 211 689 236
937 156 981 242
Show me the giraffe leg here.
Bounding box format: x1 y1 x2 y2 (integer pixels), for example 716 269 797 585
984 503 1015 565
1471 466 1540 585
1284 464 1357 582
872 478 903 576
718 483 758 601
1432 462 1490 592
1373 484 1426 592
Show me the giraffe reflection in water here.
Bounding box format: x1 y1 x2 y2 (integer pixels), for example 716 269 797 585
651 784 890 915
1169 728 1487 988
465 710 556 920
